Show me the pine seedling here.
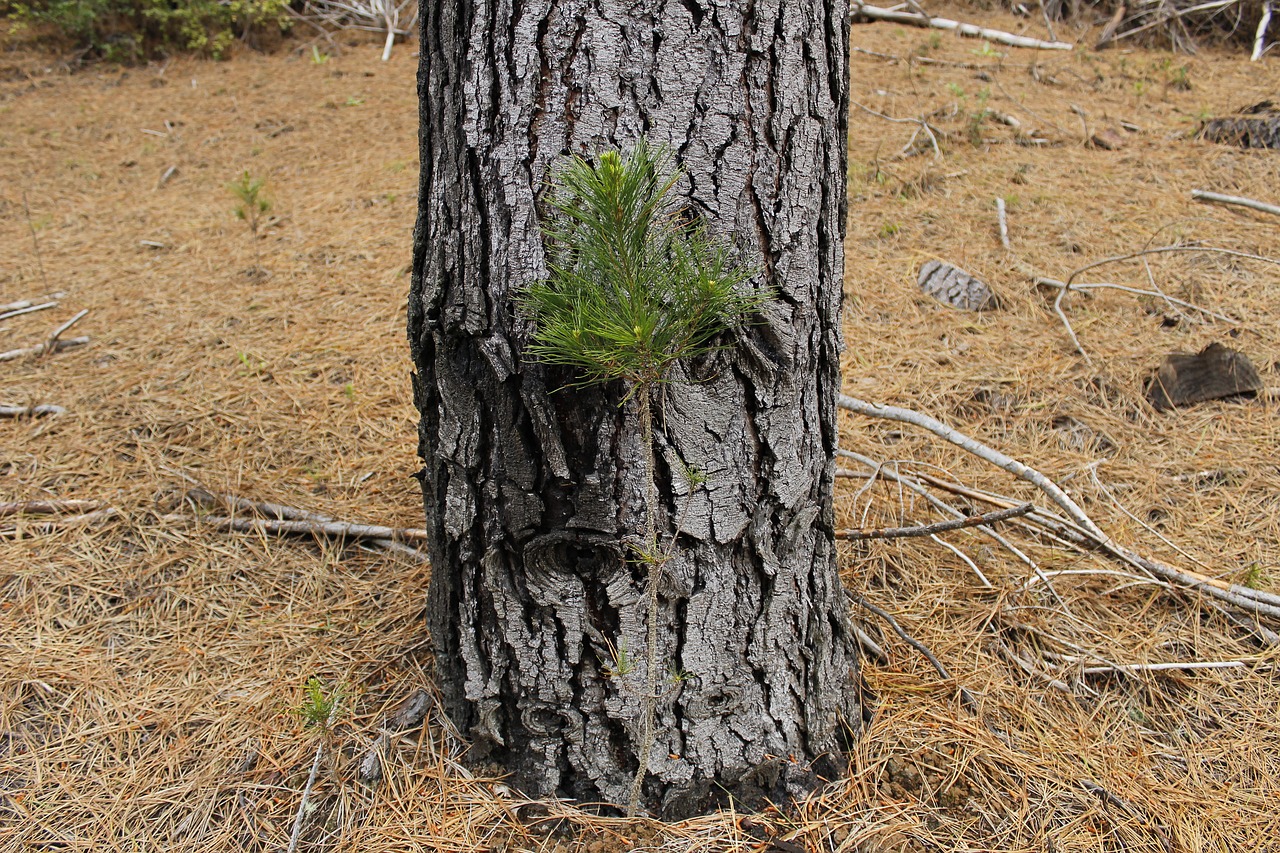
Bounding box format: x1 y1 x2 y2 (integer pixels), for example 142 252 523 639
520 141 763 815
228 170 271 274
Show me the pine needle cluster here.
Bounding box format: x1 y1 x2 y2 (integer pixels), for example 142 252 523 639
520 142 762 388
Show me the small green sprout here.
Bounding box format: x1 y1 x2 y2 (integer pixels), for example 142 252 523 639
228 170 271 274
295 677 342 730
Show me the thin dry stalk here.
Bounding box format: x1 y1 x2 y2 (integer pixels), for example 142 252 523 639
849 591 981 712
838 502 1033 540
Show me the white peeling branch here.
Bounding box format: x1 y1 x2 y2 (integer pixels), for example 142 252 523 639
849 3 1074 50
1253 2 1272 61
1192 189 1280 218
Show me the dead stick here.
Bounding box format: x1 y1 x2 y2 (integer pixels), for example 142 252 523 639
849 2 1073 50
996 197 1010 250
838 502 1033 541
0 301 59 322
180 485 423 558
0 404 67 417
167 513 429 543
1080 660 1251 675
46 309 88 347
0 499 103 517
0 337 89 363
1254 1 1273 60
848 590 980 713
1191 189 1280 218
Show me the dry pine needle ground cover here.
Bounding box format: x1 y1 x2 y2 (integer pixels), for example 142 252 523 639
1 6 1278 851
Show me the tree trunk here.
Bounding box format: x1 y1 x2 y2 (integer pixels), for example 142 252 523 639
408 0 861 818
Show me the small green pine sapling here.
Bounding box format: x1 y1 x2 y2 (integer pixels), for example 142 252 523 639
520 141 764 816
228 171 271 274
287 677 344 853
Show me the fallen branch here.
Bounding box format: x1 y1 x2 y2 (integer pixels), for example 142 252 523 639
1255 2 1273 61
1028 245 1278 362
1108 0 1238 45
0 499 103 517
0 308 90 362
996 197 1010 250
1191 189 1280 218
0 404 67 417
165 513 428 544
838 394 1280 629
849 3 1073 50
838 502 1033 541
0 337 89 363
838 449 1043 592
0 301 59 322
176 481 425 559
848 591 980 713
851 100 943 159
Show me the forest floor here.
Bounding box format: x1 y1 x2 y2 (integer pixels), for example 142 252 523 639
2 5 1278 851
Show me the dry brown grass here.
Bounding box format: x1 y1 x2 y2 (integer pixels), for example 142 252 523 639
2 7 1279 851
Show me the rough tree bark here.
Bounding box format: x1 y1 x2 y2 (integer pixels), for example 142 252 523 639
408 0 861 817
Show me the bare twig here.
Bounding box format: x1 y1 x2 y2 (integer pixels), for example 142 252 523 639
1109 0 1238 44
174 477 424 560
164 512 428 544
1036 245 1278 360
46 309 88 347
1079 659 1253 675
848 591 980 713
840 395 1107 541
0 499 103 517
996 197 1010 250
0 403 67 417
1038 277 1237 323
837 450 1052 595
849 3 1074 50
21 190 50 292
0 336 90 363
0 301 59 322
1254 2 1273 61
838 502 1033 541
851 100 943 159
1192 189 1280 218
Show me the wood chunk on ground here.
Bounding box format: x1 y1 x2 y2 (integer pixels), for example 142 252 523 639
917 260 998 312
1144 342 1263 411
1198 101 1280 149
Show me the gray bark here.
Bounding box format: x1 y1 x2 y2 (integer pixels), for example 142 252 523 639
408 0 861 817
